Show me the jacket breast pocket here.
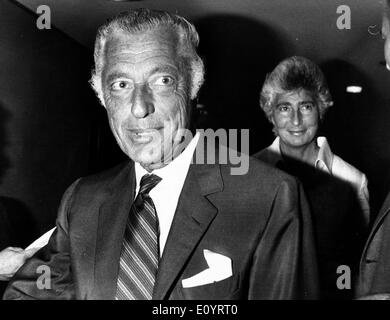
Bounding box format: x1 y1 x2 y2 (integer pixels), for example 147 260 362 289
176 274 241 300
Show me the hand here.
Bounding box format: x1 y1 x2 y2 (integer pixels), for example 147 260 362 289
0 247 37 281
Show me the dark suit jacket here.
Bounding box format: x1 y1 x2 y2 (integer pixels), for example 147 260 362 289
3 156 319 300
254 148 366 299
358 191 390 296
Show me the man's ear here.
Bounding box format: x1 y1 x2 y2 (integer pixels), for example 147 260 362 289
190 60 205 100
96 90 107 109
90 74 106 108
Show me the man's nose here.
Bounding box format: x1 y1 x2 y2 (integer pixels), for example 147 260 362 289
291 109 302 126
131 84 155 118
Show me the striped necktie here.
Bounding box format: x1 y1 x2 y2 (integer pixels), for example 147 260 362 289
115 173 162 300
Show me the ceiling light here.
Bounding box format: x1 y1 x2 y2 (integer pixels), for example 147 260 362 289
346 86 362 93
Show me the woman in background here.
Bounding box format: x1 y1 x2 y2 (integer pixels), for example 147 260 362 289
255 56 369 299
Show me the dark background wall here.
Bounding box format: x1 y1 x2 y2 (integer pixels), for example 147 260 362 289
0 0 100 249
1 0 390 252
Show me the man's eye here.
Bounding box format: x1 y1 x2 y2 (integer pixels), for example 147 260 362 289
111 81 130 91
153 76 175 86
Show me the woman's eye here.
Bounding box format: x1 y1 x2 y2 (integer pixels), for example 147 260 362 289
278 105 290 112
301 103 314 111
111 81 130 91
154 76 175 86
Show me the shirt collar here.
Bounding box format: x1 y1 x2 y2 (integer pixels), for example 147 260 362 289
267 137 284 165
269 136 333 173
314 136 333 174
135 132 200 191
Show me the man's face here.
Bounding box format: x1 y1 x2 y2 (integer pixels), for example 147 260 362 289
382 13 390 69
101 28 191 171
271 89 319 150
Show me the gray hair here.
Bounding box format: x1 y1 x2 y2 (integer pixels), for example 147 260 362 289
90 9 205 105
260 56 333 122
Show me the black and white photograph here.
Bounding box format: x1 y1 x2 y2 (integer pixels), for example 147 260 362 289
1 0 390 306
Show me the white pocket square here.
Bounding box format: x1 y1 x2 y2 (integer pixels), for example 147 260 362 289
181 249 232 288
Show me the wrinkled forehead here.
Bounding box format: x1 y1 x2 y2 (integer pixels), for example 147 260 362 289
107 27 180 55
275 89 316 104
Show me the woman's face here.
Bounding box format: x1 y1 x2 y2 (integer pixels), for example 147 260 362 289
271 89 319 150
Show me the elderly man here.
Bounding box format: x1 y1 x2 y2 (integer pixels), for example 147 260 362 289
357 1 390 300
4 9 318 300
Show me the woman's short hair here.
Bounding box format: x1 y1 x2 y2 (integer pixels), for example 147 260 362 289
260 56 333 121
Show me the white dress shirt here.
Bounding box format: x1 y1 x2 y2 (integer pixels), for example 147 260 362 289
263 136 370 225
134 133 200 257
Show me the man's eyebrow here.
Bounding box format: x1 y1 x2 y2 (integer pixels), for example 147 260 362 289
149 65 179 77
105 72 131 84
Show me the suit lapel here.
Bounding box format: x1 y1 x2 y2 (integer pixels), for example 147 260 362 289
362 192 390 261
93 162 135 299
152 163 223 299
373 193 390 230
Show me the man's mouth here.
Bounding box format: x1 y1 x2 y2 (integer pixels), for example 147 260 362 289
128 128 162 143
